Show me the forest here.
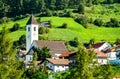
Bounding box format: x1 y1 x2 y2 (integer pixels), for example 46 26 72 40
0 0 120 17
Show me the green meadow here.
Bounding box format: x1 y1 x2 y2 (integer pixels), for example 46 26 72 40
0 16 120 43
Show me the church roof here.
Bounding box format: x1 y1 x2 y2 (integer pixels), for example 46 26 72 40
26 15 38 25
28 40 68 57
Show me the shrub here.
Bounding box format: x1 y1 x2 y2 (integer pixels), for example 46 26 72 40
60 23 67 28
66 11 73 17
69 37 79 47
45 9 52 16
94 18 103 26
115 38 120 45
39 27 49 34
48 20 52 28
45 28 49 33
39 27 45 34
10 23 20 32
75 16 88 28
0 19 4 24
78 4 84 14
105 18 120 27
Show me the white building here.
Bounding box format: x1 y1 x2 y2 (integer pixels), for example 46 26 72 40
94 49 108 65
107 52 117 60
26 15 38 53
87 42 112 52
46 58 69 73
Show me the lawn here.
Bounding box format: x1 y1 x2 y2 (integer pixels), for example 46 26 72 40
41 17 120 42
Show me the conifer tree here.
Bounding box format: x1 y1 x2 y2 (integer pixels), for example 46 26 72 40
0 27 24 79
69 45 95 79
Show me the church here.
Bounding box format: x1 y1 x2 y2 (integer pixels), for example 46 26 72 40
25 15 69 71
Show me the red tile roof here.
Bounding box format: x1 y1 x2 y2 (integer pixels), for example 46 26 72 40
59 52 74 57
46 58 69 65
87 42 105 49
34 40 68 57
94 49 108 58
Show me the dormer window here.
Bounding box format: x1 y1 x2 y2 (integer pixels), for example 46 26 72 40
34 27 36 31
28 27 30 31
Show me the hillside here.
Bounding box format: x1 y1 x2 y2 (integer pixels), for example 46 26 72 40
0 16 120 43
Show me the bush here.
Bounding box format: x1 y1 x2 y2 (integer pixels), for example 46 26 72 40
75 16 88 28
39 27 49 34
69 37 79 47
105 18 120 27
45 28 49 33
39 27 45 34
60 23 67 28
48 20 52 28
0 17 11 24
45 9 52 16
0 19 4 24
94 18 103 26
66 11 73 17
78 4 84 14
10 23 20 32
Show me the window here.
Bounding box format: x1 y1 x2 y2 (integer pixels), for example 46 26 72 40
28 27 30 31
34 27 36 31
30 56 32 61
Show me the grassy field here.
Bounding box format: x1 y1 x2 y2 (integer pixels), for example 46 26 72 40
41 17 120 42
1 16 120 43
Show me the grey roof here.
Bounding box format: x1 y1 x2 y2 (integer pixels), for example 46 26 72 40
27 40 68 57
26 15 38 25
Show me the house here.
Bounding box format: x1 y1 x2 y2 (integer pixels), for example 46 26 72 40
94 49 108 65
59 52 76 63
46 58 69 73
86 42 112 52
106 45 120 65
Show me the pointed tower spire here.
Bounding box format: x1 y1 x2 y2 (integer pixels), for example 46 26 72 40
26 15 38 25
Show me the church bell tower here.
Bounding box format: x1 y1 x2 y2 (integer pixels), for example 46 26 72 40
26 15 38 53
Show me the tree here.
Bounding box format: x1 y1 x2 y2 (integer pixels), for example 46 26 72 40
39 27 45 34
13 34 26 49
106 18 120 27
0 27 24 79
60 23 68 28
105 0 114 4
78 4 84 14
75 16 88 28
35 47 51 60
55 0 67 10
94 18 103 27
89 38 95 44
115 38 120 45
10 23 20 32
68 46 95 79
45 9 52 16
69 37 79 47
67 44 113 79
